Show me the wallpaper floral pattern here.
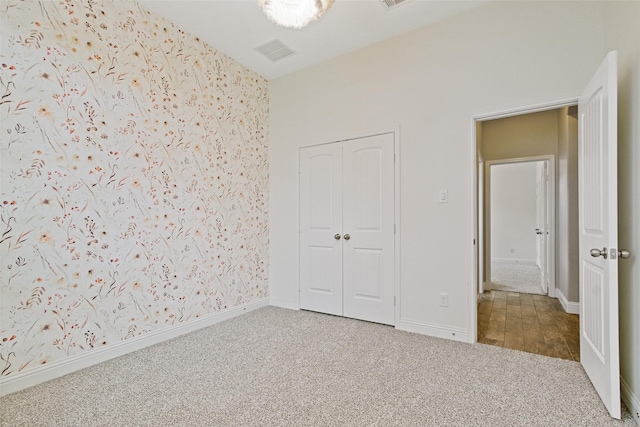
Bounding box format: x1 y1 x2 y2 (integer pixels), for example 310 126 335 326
0 0 269 377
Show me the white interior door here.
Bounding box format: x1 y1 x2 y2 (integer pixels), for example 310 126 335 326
299 133 396 325
299 143 343 316
342 133 395 325
578 51 620 419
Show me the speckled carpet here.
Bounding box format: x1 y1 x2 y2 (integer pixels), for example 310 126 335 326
491 260 546 295
0 307 635 426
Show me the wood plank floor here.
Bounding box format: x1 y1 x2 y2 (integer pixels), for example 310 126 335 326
478 290 580 361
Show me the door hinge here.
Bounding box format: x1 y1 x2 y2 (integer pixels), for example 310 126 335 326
394 296 396 306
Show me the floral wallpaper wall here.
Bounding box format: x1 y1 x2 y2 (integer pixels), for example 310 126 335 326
0 0 269 377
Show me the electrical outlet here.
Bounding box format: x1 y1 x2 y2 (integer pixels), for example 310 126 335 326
439 293 449 307
510 248 515 254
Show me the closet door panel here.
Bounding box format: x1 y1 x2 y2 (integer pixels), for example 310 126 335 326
299 144 343 316
342 133 395 325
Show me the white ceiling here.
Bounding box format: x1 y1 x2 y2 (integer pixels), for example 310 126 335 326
138 0 491 80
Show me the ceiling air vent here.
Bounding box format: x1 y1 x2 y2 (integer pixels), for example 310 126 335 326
380 0 408 10
255 39 295 62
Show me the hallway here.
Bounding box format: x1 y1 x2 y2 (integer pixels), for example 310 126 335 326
478 291 580 361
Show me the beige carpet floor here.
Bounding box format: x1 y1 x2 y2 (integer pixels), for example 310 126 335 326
491 260 546 295
0 306 635 426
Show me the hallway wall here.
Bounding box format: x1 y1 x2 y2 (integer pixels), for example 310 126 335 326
557 108 580 303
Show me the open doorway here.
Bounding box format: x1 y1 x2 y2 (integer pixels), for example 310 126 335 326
487 159 552 296
475 106 580 359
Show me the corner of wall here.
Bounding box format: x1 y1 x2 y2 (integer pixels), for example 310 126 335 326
555 288 579 315
622 376 640 426
269 296 298 311
0 299 269 397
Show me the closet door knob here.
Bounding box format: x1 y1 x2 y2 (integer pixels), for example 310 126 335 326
343 234 351 241
334 234 341 240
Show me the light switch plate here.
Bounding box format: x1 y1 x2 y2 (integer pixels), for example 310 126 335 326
439 190 448 203
439 293 449 307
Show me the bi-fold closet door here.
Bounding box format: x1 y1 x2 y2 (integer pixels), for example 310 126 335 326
299 133 395 326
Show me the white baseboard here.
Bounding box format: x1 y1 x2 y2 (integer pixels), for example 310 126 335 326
397 318 468 343
0 297 269 397
482 281 492 292
556 289 580 314
491 258 537 264
622 376 640 426
269 296 298 310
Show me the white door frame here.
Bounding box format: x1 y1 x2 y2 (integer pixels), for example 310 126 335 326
484 156 556 296
469 98 577 343
297 129 402 327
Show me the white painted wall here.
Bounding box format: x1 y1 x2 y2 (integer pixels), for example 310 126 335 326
490 163 538 262
270 0 607 339
270 0 638 416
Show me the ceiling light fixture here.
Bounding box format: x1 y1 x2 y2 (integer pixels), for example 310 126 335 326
258 0 335 29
